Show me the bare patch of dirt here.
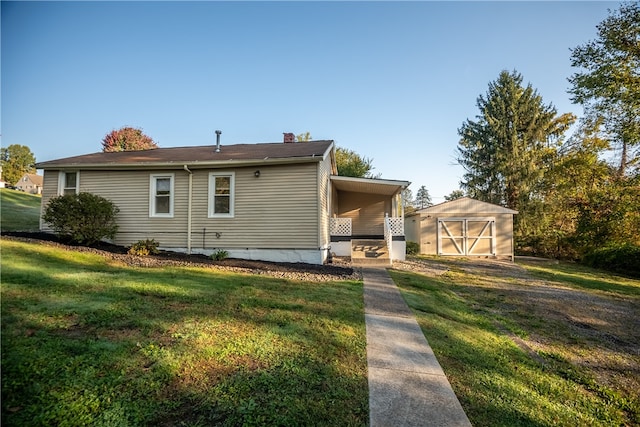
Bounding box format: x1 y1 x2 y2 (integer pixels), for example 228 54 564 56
393 256 640 400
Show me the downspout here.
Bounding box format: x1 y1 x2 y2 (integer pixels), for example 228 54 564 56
183 165 193 254
317 162 324 263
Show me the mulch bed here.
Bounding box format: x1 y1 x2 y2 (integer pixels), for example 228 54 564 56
2 231 360 282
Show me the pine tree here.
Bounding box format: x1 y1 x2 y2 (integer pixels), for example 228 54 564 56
457 70 574 210
457 70 575 242
415 186 432 209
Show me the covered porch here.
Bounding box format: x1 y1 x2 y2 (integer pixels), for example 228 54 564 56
329 176 410 264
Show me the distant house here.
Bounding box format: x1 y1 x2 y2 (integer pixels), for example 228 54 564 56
16 173 43 194
405 197 518 260
36 137 410 265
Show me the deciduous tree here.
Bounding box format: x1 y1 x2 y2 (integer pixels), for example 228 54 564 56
296 132 312 142
402 188 416 214
102 127 157 152
568 2 640 176
335 147 378 178
0 144 36 185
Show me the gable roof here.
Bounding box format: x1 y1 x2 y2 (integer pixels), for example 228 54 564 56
416 197 518 214
36 140 334 170
20 173 44 186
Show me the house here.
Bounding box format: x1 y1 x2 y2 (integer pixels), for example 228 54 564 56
36 137 409 265
16 173 44 194
404 197 518 260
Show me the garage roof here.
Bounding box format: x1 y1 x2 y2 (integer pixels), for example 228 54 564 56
416 197 518 214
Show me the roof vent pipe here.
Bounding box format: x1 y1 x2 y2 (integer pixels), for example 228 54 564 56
215 130 222 153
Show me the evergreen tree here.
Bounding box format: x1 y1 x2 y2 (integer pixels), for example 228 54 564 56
458 70 575 210
444 190 465 201
457 70 575 241
415 185 432 209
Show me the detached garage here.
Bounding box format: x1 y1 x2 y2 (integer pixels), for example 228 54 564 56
405 197 518 260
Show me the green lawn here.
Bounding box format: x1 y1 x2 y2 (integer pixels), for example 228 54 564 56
391 258 640 426
1 239 369 426
0 188 41 231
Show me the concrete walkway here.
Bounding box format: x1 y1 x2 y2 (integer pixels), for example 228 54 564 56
363 267 472 427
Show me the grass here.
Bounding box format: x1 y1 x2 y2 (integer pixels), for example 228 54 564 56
1 239 369 426
390 257 640 427
523 261 640 296
0 188 41 231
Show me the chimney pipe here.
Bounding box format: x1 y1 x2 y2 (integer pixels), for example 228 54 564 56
215 130 222 152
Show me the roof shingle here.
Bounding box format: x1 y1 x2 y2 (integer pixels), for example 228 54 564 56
37 140 334 169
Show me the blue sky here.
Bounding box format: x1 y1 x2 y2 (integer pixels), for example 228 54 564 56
2 1 615 201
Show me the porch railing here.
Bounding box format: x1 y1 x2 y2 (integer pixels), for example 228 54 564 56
330 217 352 236
384 215 404 259
385 216 404 236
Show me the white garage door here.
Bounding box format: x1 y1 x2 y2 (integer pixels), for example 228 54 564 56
437 217 496 256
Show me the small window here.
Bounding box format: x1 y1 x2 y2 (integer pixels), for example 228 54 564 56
209 172 234 217
58 171 78 195
150 174 174 218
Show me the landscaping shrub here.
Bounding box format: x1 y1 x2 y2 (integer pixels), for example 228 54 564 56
406 241 420 255
42 192 119 245
211 249 229 261
582 243 640 277
128 239 160 256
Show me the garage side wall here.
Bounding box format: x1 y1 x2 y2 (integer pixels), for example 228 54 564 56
404 215 421 246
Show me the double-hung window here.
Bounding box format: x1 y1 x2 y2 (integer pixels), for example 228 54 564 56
208 172 234 218
58 171 79 195
150 174 174 217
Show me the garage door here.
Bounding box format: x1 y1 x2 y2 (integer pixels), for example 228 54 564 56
437 217 496 256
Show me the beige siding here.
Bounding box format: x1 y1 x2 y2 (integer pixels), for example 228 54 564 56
39 164 321 250
404 215 421 244
336 191 390 236
318 155 332 250
40 170 60 231
190 163 319 250
64 170 190 247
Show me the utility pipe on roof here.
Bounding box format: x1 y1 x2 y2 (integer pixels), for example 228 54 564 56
215 130 221 153
183 165 193 254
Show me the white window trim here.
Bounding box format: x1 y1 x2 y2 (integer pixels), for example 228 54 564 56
58 171 79 195
149 174 175 218
208 172 235 218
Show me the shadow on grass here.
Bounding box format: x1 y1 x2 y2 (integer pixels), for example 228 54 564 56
1 240 368 426
521 262 640 297
389 269 639 427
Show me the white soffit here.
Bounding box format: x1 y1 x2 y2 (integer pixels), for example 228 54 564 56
330 175 409 196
